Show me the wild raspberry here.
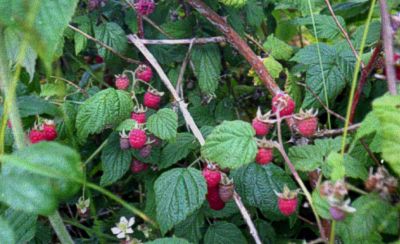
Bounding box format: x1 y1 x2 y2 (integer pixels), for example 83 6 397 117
115 74 130 90
272 93 295 117
131 105 147 124
256 147 273 165
134 0 155 16
202 165 222 188
129 129 147 149
43 120 57 141
131 159 149 173
29 129 45 144
294 109 318 137
207 187 225 211
252 118 270 136
144 89 163 109
139 144 152 158
136 64 153 82
276 185 299 216
120 132 130 150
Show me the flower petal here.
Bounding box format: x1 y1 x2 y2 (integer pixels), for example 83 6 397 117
120 216 128 224
117 232 126 239
128 217 135 227
111 227 121 235
126 227 134 234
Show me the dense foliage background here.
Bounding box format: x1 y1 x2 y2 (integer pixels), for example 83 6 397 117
0 0 399 243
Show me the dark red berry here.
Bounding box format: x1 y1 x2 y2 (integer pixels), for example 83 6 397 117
136 64 153 82
131 159 149 173
252 118 270 136
272 93 295 117
128 129 147 149
43 122 57 141
255 147 273 165
202 166 222 188
144 91 161 109
278 197 297 216
131 112 146 124
207 187 225 211
29 129 46 144
134 0 155 16
139 144 152 158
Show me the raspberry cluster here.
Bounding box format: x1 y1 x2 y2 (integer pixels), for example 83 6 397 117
28 119 58 144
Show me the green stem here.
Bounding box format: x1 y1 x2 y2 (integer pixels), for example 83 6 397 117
48 212 74 244
84 138 109 166
330 220 336 244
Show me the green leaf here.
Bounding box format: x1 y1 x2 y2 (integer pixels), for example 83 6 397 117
146 237 190 244
203 200 239 219
263 34 294 61
160 133 198 169
372 95 400 176
343 155 368 180
352 21 381 49
74 16 91 55
17 95 61 117
154 168 207 234
2 208 37 243
245 0 264 27
94 22 128 61
161 18 194 39
356 111 380 140
312 190 331 220
100 133 132 186
0 142 83 215
263 56 283 79
0 0 79 69
232 164 297 220
0 217 15 244
4 28 37 82
147 108 178 140
76 88 133 143
174 210 204 243
192 44 222 93
204 221 247 244
202 120 257 169
116 119 138 132
294 15 346 39
326 152 345 181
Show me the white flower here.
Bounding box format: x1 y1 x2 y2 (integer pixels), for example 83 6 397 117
111 216 135 239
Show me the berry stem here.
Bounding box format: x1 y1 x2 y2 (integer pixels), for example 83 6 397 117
329 220 336 244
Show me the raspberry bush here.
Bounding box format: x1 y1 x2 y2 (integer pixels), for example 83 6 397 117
0 0 399 243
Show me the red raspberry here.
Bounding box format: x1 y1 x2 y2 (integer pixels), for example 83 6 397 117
202 166 222 188
43 120 57 141
278 197 298 216
207 187 225 211
29 129 46 144
136 64 153 82
272 93 295 117
129 129 147 149
330 206 346 221
115 74 130 90
131 112 146 124
296 117 318 137
131 159 149 173
7 120 11 128
144 91 161 109
94 55 104 64
255 147 273 165
252 118 270 136
134 0 155 16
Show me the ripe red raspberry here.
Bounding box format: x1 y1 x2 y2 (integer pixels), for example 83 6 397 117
131 159 149 173
255 147 273 165
278 197 298 216
144 90 162 109
330 206 346 221
134 0 155 16
131 112 146 124
136 64 153 82
115 74 130 90
296 117 318 137
202 165 222 188
252 118 270 136
29 129 46 144
272 93 295 117
129 129 147 149
42 120 57 141
207 187 225 211
94 55 104 64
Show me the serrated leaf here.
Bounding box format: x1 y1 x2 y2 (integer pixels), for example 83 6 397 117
202 120 257 169
0 142 83 215
0 218 15 244
100 133 132 186
232 164 297 220
40 82 66 98
116 119 138 132
94 22 128 61
326 152 345 181
76 88 133 142
352 21 381 49
294 15 346 39
74 16 91 55
343 155 368 180
204 221 247 244
192 44 222 93
2 208 37 243
356 111 380 139
161 18 194 39
372 95 400 176
263 34 294 61
174 210 204 243
245 0 264 27
146 237 190 244
160 133 198 169
263 56 283 79
155 168 207 234
312 190 331 220
203 200 239 219
147 108 178 140
0 0 79 69
17 95 60 117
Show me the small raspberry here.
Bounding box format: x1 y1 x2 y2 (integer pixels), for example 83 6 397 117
120 132 130 150
29 129 46 144
144 89 162 109
43 120 57 141
139 144 152 158
294 109 318 137
252 118 270 136
207 187 225 211
136 64 153 82
276 185 299 216
131 112 146 124
129 129 147 149
255 147 273 165
94 55 104 64
115 74 130 90
272 93 295 117
134 0 155 16
131 159 149 173
329 206 346 221
202 165 222 188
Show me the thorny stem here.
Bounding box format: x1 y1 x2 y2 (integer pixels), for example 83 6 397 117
275 113 326 241
379 0 398 95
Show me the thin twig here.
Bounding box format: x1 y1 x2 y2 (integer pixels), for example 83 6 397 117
308 238 328 244
324 0 365 68
176 39 196 98
138 36 226 45
143 16 174 38
68 24 140 64
128 34 262 244
51 76 89 97
379 0 398 95
244 33 265 51
312 123 361 138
